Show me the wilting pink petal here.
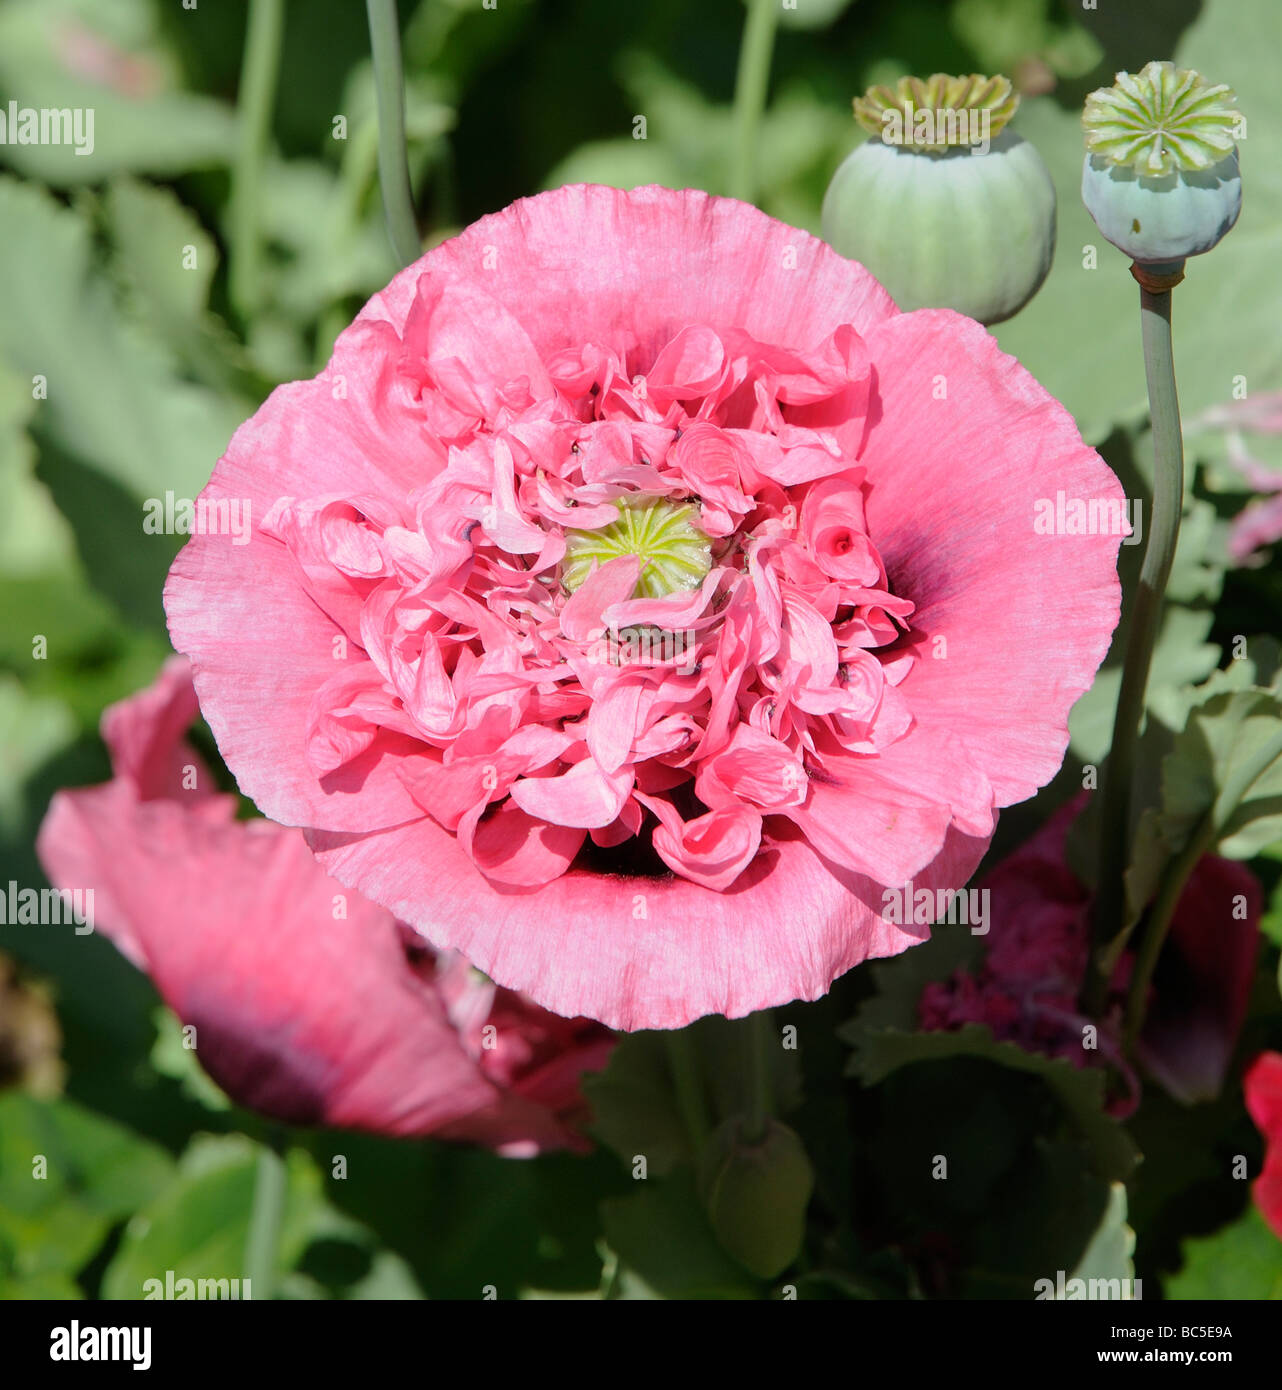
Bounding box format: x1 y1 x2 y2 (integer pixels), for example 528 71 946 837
1135 857 1260 1104
921 797 1261 1113
165 185 1123 1029
1228 492 1282 564
37 663 610 1151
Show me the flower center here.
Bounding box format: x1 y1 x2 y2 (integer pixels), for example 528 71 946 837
853 72 1020 154
560 497 713 600
1082 61 1239 177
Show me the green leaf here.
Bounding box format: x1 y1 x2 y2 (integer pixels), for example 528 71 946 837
994 0 1282 445
0 1269 83 1299
0 0 236 185
0 365 75 579
952 0 1101 80
1118 680 1282 938
100 1135 322 1301
1066 1182 1136 1288
1166 1205 1282 1299
600 1171 761 1299
582 1032 691 1178
1173 687 1282 858
842 1021 1137 1182
107 178 216 325
0 176 250 503
0 674 76 838
148 1008 231 1115
544 54 850 232
584 1014 802 1177
0 1092 174 1283
1259 842 1282 949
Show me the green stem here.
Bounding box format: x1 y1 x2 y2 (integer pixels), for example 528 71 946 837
229 0 285 322
1085 267 1186 1012
366 0 420 267
1123 818 1211 1048
1124 721 1282 1046
730 0 781 204
665 1030 711 1155
742 1010 775 1143
244 1142 288 1300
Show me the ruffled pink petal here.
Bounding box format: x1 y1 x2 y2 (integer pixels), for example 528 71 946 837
508 756 633 830
462 800 586 886
643 798 763 891
559 554 642 642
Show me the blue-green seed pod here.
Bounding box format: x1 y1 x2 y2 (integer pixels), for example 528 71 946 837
1080 61 1242 266
821 73 1056 326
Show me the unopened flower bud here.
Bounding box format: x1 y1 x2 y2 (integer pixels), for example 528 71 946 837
698 1116 814 1279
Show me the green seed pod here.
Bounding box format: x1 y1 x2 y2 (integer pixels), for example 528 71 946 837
1080 61 1242 266
561 496 711 599
821 73 1056 326
699 1116 814 1280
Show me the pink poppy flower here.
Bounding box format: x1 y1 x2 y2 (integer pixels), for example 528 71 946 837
165 184 1124 1029
37 659 612 1154
919 799 1261 1111
1244 1052 1282 1240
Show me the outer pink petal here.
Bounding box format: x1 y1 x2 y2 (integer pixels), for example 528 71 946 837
859 310 1123 808
309 813 989 1031
164 323 439 837
360 184 899 362
101 653 219 803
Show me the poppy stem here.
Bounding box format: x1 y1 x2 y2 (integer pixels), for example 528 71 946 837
665 1030 711 1155
730 0 781 205
244 1140 288 1300
365 0 420 268
1086 264 1186 1014
1123 816 1210 1050
742 1009 775 1143
229 0 284 322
